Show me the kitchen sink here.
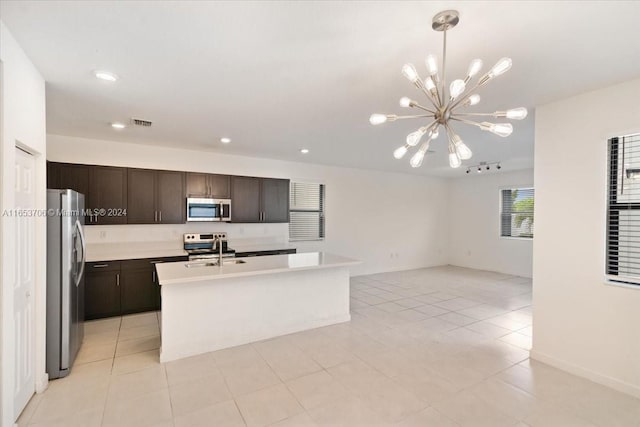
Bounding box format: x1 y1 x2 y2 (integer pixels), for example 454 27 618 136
185 259 246 268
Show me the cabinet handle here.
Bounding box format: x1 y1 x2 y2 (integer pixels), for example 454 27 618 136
159 211 162 222
150 260 164 264
93 264 108 268
116 273 120 286
154 211 158 222
153 271 156 282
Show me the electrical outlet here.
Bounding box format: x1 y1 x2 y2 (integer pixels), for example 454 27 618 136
100 231 107 239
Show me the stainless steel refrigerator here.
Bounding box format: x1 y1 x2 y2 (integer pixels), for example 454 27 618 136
46 189 86 379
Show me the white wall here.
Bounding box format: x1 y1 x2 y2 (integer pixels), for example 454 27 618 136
0 21 47 425
47 134 450 276
448 169 534 278
533 77 640 398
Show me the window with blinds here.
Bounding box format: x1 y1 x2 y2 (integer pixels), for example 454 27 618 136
500 187 534 238
607 133 640 285
289 182 325 241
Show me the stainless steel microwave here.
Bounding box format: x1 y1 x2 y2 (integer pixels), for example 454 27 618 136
186 198 231 222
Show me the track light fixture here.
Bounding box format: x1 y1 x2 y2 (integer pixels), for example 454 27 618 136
465 161 502 174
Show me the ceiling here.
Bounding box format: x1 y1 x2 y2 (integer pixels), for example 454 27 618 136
2 1 640 177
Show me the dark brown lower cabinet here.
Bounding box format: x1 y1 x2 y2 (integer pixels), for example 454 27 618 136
85 262 121 320
120 260 156 314
85 256 187 319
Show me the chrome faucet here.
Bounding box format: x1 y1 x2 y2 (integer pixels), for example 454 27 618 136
215 236 224 266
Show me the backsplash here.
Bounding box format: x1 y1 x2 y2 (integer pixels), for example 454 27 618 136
84 222 289 247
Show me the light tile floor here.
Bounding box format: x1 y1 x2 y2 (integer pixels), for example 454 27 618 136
17 265 640 426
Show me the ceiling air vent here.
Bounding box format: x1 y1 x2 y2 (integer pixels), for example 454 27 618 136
130 118 153 127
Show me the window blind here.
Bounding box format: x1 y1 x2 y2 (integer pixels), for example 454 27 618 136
607 133 640 285
289 182 325 241
500 187 534 238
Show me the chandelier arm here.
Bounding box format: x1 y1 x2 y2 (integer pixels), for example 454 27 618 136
418 86 441 109
395 114 436 120
450 117 484 128
413 104 437 114
454 112 497 117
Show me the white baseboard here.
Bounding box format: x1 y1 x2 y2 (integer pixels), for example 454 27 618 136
35 372 48 393
530 349 640 399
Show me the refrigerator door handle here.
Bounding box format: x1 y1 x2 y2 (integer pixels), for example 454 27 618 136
75 219 86 286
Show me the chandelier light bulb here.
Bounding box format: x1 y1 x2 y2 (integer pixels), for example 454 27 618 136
455 141 473 160
406 127 427 146
430 127 439 139
410 150 426 168
402 63 420 83
425 76 436 92
481 122 513 137
425 54 438 77
488 57 512 78
465 94 481 107
399 97 413 108
369 114 388 125
449 79 466 100
505 107 528 120
393 145 409 159
466 59 483 79
477 167 482 173
449 152 462 168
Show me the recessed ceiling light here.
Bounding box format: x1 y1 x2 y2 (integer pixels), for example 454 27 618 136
94 70 119 82
220 137 231 144
300 149 309 154
111 122 126 129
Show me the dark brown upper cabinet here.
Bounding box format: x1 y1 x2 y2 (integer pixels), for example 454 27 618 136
127 168 185 224
51 162 90 197
231 176 262 222
156 171 185 223
89 166 127 224
186 173 230 198
231 176 289 223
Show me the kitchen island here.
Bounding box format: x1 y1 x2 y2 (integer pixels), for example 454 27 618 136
155 252 360 362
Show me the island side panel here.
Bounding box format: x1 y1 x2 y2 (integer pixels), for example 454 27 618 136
159 266 351 362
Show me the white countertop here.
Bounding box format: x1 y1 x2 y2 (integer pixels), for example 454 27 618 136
232 243 297 253
156 252 361 285
86 242 187 262
86 241 297 262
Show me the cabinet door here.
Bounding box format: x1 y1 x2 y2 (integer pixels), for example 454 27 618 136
156 171 185 224
58 163 90 197
231 176 261 222
186 173 208 197
261 178 290 223
120 265 156 314
89 166 128 225
85 271 121 320
127 169 157 224
47 162 61 188
208 174 231 198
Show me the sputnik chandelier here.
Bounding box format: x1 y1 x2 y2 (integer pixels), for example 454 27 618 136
369 10 527 169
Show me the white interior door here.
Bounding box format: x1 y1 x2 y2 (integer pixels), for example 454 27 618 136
14 147 36 417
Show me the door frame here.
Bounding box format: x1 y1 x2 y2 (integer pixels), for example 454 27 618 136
0 61 48 425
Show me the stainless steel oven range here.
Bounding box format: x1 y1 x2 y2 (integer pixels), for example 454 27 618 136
183 232 235 262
